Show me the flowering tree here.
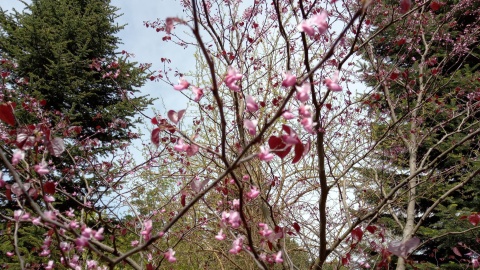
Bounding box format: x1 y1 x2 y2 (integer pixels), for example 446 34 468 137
1 0 480 269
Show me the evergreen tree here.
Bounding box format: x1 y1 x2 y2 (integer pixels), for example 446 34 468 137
359 0 480 268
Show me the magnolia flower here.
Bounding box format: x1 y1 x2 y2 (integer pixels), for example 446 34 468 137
173 77 190 91
174 139 189 152
298 104 312 118
141 219 153 240
215 229 226 241
164 248 177 263
244 119 258 136
282 71 297 87
297 11 328 37
225 67 242 91
274 251 284 263
191 86 204 101
301 117 315 134
246 95 259 112
12 149 25 166
324 71 342 92
246 186 260 200
295 83 310 102
258 146 274 162
34 161 49 175
282 109 295 120
45 260 54 270
229 236 244 254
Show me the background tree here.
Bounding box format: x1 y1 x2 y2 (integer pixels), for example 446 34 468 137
359 0 480 268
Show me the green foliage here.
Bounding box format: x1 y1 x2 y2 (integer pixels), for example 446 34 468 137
0 0 152 143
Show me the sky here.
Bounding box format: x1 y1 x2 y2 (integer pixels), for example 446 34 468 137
2 0 193 115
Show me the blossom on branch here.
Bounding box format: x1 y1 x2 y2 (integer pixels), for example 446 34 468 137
297 11 328 37
225 67 242 91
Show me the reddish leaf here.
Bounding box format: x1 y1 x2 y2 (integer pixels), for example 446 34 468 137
390 72 399 80
268 136 291 159
267 241 273 251
351 227 363 242
342 253 351 266
430 1 441 11
6 188 12 200
366 225 377 234
151 128 160 146
399 0 411 14
292 142 304 164
468 213 480 226
325 103 332 110
452 247 462 257
167 109 186 124
293 222 301 233
47 137 65 157
146 264 153 270
282 125 292 134
181 193 186 207
43 182 56 195
0 102 16 126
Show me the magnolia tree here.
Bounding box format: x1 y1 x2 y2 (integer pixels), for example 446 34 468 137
1 0 480 269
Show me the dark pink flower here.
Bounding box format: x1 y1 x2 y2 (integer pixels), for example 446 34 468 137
246 95 259 112
282 71 296 87
244 119 258 136
225 67 242 91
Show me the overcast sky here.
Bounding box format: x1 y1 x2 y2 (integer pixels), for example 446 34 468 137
2 0 193 115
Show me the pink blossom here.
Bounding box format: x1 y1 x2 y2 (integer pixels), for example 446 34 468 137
274 251 284 263
215 229 226 240
6 251 14 257
232 199 240 209
39 249 51 257
191 86 204 101
259 223 273 237
225 67 242 91
131 240 139 247
244 119 258 136
70 221 80 229
295 83 310 102
298 104 312 118
324 71 342 92
301 117 315 134
282 109 295 120
65 208 75 218
222 210 242 228
258 146 274 162
44 195 55 202
229 236 244 254
186 143 199 156
34 161 49 175
228 211 241 228
93 228 104 240
13 210 22 221
164 248 177 263
473 258 480 268
282 71 296 87
174 139 189 152
297 11 328 37
12 149 25 166
246 186 260 200
32 217 41 225
45 260 54 270
75 236 89 250
246 95 259 112
87 260 98 269
173 77 190 91
141 219 153 240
